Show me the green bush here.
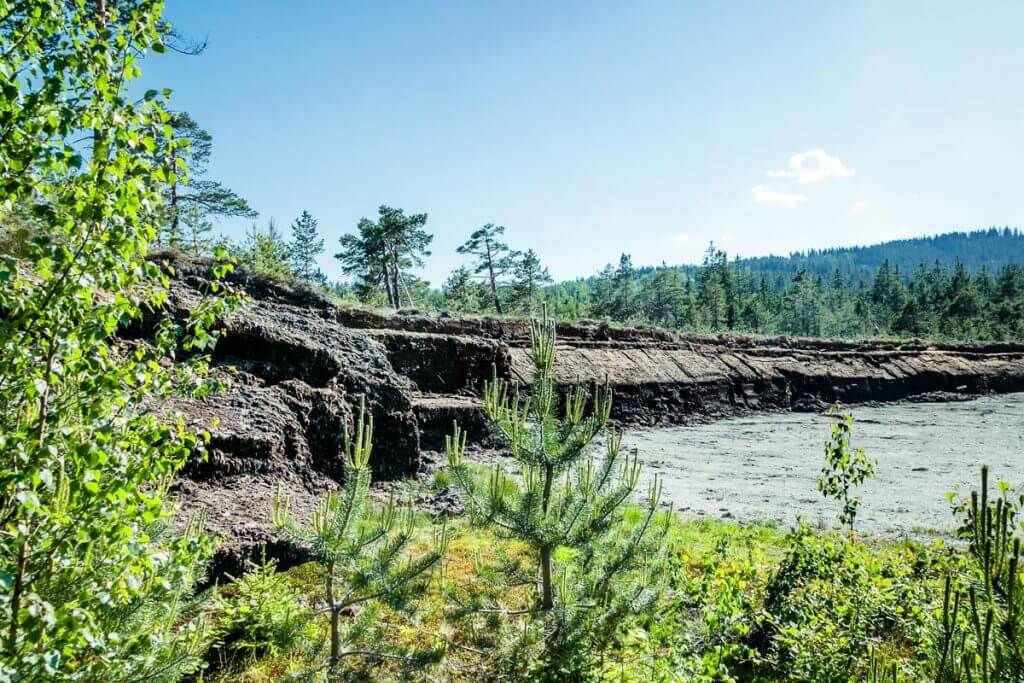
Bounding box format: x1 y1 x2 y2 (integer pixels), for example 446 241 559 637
618 538 763 682
757 524 935 682
207 560 311 671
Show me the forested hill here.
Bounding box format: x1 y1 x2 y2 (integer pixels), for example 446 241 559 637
650 227 1024 282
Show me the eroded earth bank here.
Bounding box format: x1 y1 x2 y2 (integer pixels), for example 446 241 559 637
157 259 1024 574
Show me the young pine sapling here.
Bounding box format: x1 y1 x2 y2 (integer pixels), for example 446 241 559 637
272 397 447 669
445 317 671 670
932 466 1024 680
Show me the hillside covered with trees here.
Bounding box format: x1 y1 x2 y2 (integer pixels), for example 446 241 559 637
708 228 1024 282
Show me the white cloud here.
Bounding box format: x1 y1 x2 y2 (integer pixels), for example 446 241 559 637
850 199 869 212
767 149 856 184
720 233 735 243
751 184 809 208
672 233 692 243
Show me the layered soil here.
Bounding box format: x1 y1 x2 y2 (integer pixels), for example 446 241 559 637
154 258 1024 574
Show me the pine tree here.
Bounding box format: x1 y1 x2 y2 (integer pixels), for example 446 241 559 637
240 219 293 278
509 249 553 314
445 318 670 675
336 205 433 309
160 112 256 247
933 466 1024 679
272 398 447 670
457 223 516 313
289 210 326 284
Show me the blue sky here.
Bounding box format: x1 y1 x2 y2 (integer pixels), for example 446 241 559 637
145 1 1024 285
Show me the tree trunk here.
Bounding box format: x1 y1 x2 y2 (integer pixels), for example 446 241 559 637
388 249 403 310
540 546 554 610
485 242 503 314
167 144 179 247
539 463 554 609
7 540 26 656
391 263 402 309
327 561 340 666
381 264 397 309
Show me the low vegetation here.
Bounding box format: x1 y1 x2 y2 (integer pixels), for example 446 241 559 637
205 470 1024 682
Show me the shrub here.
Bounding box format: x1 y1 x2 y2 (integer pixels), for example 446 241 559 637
629 538 763 682
207 559 311 671
818 404 876 533
757 525 934 682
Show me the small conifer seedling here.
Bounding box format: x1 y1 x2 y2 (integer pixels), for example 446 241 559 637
272 397 448 669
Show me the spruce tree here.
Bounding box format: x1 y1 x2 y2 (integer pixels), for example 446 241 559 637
697 243 731 330
445 318 670 675
289 210 326 284
779 269 823 337
641 265 691 328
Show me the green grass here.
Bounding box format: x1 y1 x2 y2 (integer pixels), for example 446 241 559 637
205 507 952 682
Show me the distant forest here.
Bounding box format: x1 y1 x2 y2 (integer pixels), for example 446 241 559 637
694 227 1024 282
329 222 1024 343
527 228 1024 342
218 210 1024 342
56 107 1017 342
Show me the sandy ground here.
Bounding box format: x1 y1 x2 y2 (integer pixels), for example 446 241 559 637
621 393 1024 536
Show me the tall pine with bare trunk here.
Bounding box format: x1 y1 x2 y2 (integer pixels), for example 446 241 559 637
457 223 515 313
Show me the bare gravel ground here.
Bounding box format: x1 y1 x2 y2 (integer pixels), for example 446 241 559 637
622 393 1024 536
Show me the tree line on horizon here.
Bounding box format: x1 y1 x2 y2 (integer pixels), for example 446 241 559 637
120 112 1024 343
221 211 1024 342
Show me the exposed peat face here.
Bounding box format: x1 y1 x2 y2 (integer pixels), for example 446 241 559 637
151 257 1024 573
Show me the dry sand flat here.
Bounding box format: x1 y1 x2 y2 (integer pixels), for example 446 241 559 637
622 393 1024 535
